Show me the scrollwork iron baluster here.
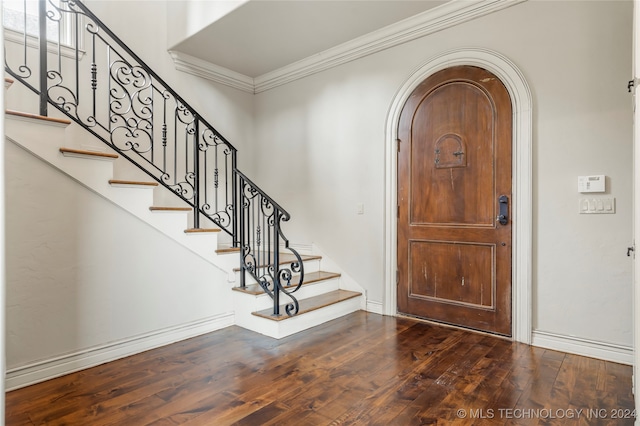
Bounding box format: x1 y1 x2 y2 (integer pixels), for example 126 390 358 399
235 170 304 316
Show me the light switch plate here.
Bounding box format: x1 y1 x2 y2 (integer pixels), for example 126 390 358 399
579 197 615 214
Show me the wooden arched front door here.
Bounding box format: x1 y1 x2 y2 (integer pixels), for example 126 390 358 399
397 65 513 336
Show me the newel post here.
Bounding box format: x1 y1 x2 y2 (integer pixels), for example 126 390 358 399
272 212 281 316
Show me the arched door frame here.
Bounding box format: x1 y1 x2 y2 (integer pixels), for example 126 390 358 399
383 48 533 343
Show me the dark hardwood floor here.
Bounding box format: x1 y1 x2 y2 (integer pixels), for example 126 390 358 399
5 312 634 425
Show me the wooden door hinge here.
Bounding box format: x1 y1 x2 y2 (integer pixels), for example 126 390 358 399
397 205 400 218
396 138 401 152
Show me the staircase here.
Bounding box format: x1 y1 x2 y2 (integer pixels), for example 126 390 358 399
3 0 364 341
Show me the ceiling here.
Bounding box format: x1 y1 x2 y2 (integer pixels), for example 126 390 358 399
170 0 447 78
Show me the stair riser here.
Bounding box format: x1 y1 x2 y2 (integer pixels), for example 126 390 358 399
4 75 39 115
181 231 222 256
147 210 190 232
108 186 155 212
233 277 341 313
235 296 362 339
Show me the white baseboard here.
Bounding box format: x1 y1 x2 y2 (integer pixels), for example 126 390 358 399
531 330 632 365
6 313 235 391
367 300 384 315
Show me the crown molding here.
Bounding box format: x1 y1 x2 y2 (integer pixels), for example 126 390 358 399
168 50 255 93
254 0 526 93
170 0 526 94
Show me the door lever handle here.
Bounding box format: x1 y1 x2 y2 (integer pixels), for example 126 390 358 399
497 195 509 225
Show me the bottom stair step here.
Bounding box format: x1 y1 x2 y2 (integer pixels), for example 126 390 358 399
252 289 361 321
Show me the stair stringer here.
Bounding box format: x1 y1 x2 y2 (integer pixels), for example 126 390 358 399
4 115 228 275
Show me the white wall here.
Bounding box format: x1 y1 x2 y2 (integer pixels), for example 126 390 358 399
166 0 248 49
252 1 634 348
5 140 232 377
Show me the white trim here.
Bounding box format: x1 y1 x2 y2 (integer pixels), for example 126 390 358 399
0 23 6 420
532 330 633 365
168 50 255 94
633 0 639 404
170 0 526 93
5 312 235 391
254 0 525 93
367 300 384 315
383 48 533 344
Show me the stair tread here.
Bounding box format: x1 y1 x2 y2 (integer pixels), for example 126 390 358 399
6 109 71 125
252 289 361 321
184 228 221 233
233 270 341 295
233 253 322 272
60 147 118 159
109 179 159 187
149 206 192 212
216 247 241 254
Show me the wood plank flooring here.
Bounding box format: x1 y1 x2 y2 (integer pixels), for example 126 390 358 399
5 312 634 425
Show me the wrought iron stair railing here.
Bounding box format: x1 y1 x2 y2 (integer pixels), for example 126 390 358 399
236 170 304 316
4 0 304 317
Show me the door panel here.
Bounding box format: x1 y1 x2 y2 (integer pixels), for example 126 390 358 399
397 66 512 336
409 240 495 308
410 83 495 226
